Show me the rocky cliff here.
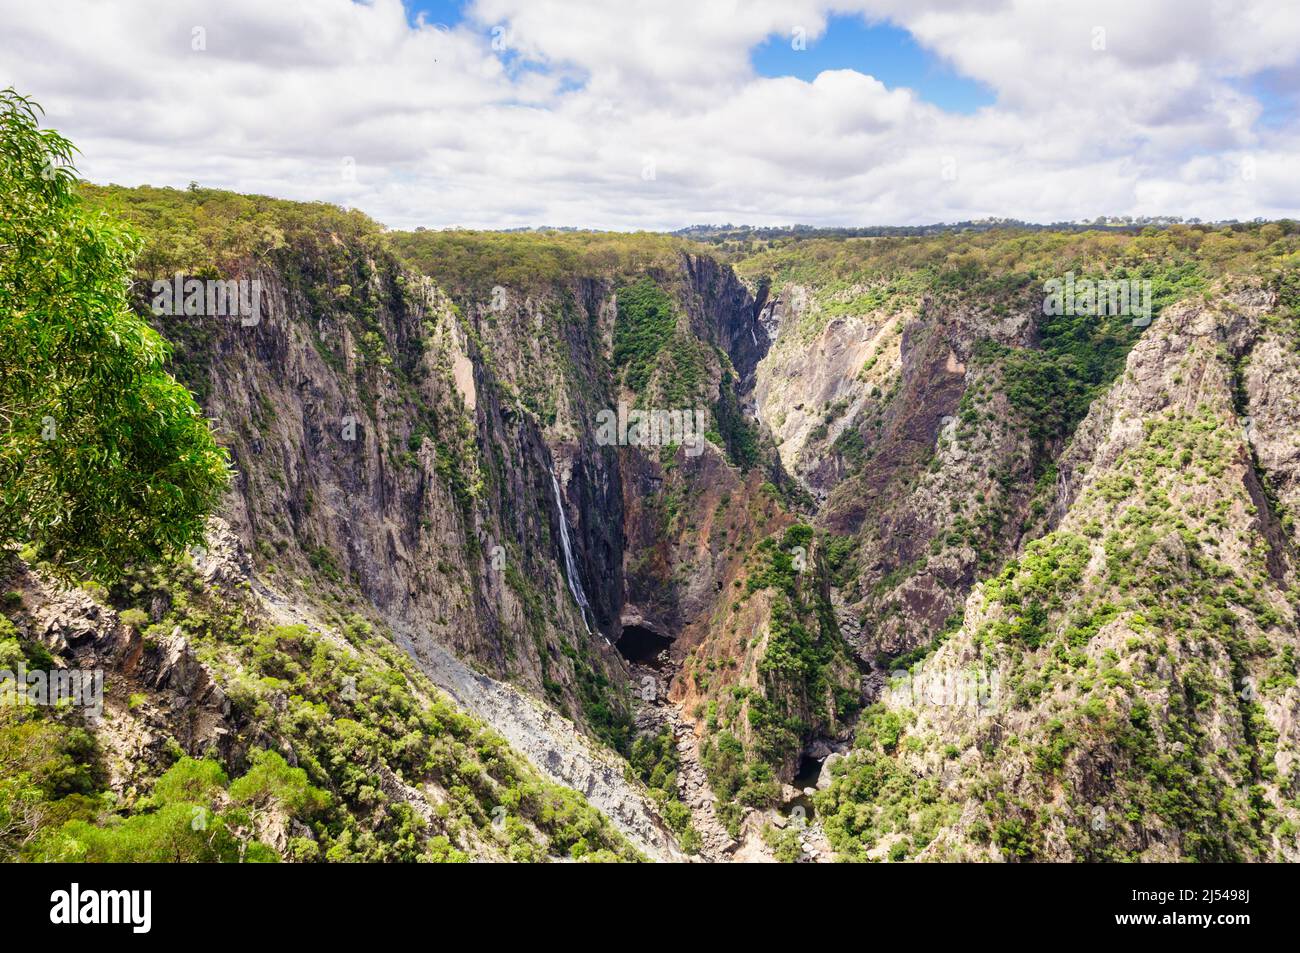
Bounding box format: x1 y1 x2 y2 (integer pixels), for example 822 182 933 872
815 285 1300 861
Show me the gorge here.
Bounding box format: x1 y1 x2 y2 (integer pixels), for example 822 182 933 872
6 180 1300 863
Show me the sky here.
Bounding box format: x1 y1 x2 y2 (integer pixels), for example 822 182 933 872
0 0 1296 230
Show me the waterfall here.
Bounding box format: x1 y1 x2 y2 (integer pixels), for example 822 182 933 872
549 468 601 640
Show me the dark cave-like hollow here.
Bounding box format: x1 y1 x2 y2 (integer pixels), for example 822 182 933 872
615 623 673 666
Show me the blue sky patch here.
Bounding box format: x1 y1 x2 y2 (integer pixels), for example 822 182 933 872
1242 67 1300 130
403 0 466 30
750 15 995 114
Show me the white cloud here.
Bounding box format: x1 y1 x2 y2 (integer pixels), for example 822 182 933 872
0 0 1295 228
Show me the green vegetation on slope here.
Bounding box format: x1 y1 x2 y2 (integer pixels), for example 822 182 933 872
737 223 1300 346
613 278 677 393
79 181 379 279
0 555 642 863
699 525 860 835
389 229 691 299
32 752 323 863
628 728 701 853
816 400 1299 862
969 260 1207 472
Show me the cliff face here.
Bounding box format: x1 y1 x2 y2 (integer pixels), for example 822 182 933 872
815 286 1300 862
121 208 788 859
752 284 1041 658
157 236 636 744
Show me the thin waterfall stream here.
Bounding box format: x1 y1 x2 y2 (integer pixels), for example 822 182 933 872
549 467 602 641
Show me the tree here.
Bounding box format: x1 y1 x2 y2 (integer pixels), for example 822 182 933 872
228 749 329 820
29 756 306 863
0 89 229 580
